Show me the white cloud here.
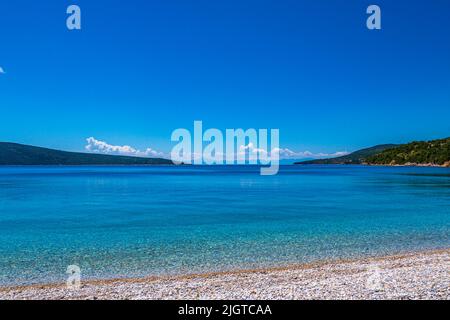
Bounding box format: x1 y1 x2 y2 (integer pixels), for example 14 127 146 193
200 143 350 161
84 137 349 162
244 145 349 160
85 137 165 158
0 67 5 74
274 148 349 159
239 143 267 156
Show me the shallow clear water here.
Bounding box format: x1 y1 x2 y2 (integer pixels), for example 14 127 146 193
0 165 449 286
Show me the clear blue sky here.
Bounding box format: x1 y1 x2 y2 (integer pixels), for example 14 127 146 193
0 0 449 156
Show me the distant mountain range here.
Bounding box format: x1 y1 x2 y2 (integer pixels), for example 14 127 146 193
295 144 397 165
0 142 173 165
296 137 450 167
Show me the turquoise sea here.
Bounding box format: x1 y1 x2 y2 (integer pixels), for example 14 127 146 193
0 165 449 286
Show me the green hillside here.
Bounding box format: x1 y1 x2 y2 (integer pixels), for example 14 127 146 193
295 144 397 165
365 137 450 166
0 142 173 165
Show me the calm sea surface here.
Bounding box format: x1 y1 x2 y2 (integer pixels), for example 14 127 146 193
0 165 449 286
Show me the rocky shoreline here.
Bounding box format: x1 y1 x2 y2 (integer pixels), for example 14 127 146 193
363 162 450 167
1 249 449 300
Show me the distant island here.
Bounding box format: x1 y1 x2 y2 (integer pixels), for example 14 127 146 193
296 137 450 167
0 142 173 165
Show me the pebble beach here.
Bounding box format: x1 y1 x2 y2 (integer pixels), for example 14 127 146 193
1 249 448 300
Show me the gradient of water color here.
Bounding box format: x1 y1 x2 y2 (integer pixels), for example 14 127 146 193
0 165 449 286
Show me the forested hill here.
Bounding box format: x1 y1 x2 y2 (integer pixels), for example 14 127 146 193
0 142 173 165
365 137 450 166
295 138 450 167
